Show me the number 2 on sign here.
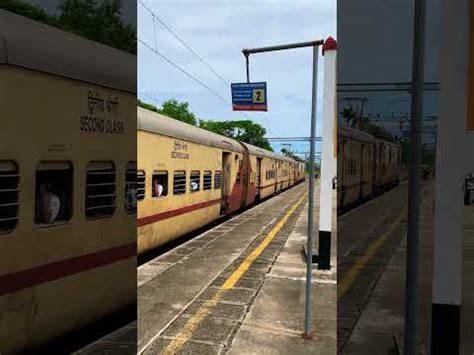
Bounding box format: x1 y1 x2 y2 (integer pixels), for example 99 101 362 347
253 89 265 103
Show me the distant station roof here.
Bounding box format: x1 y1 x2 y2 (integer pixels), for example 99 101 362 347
0 10 136 93
138 107 297 162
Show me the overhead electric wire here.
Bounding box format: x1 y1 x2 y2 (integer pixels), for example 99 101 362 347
139 0 230 87
138 38 233 106
138 0 278 137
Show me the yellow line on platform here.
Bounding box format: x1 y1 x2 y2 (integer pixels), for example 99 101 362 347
162 192 308 354
338 209 406 300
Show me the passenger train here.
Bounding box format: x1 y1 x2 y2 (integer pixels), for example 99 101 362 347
0 9 305 352
0 11 136 352
338 124 402 212
137 107 306 254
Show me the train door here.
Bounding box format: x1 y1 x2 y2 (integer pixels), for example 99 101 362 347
359 143 364 200
339 140 346 206
240 147 250 208
221 151 231 214
274 161 278 193
256 157 262 199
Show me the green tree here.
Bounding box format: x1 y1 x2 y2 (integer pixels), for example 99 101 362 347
159 99 197 125
199 119 273 151
1 0 136 54
1 0 58 25
58 0 136 54
137 99 160 113
281 147 303 162
341 107 358 127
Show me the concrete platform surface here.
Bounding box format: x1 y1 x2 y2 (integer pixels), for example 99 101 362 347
340 180 474 354
137 182 319 354
228 186 337 354
136 181 337 354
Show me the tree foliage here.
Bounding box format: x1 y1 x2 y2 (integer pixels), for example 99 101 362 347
137 99 160 113
58 0 136 54
281 148 303 162
2 0 136 54
137 99 197 125
138 98 273 151
2 0 57 25
199 119 273 151
341 107 396 142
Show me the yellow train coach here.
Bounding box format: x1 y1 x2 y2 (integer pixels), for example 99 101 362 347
137 108 305 254
0 11 136 352
338 124 401 211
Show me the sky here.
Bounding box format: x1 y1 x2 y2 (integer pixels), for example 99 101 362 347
138 0 337 158
337 0 442 148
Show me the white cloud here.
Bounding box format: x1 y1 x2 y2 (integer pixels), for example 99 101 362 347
138 0 337 150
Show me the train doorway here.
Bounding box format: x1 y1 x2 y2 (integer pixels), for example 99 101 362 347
256 157 262 200
221 152 231 214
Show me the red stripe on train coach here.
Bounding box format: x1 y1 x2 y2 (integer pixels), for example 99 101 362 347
137 198 222 227
0 242 136 296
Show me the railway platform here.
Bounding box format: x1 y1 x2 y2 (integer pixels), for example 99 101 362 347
75 181 337 354
137 181 336 354
338 180 474 354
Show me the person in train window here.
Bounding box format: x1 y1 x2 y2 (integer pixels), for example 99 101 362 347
190 181 199 192
38 182 60 224
152 180 164 197
126 183 137 211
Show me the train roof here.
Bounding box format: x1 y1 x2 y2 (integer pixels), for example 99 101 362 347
339 125 375 143
0 10 136 93
138 107 245 153
241 142 293 162
138 107 299 163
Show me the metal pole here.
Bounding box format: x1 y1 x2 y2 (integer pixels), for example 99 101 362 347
240 39 325 338
404 0 426 353
243 39 324 55
245 54 250 83
304 44 319 337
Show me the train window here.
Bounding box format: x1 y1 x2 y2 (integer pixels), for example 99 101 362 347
389 149 392 162
137 170 146 201
214 171 222 189
190 171 200 192
174 171 186 195
35 161 73 226
0 161 19 234
203 171 212 190
152 171 168 197
125 162 137 214
85 161 116 219
236 172 241 184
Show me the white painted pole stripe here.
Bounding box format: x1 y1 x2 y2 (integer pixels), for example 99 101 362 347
432 0 469 306
319 44 337 233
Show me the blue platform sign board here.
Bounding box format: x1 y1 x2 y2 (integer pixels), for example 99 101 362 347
231 82 267 111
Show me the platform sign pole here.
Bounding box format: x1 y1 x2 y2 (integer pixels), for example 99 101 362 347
404 0 426 353
236 38 328 338
317 38 337 271
304 44 319 337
